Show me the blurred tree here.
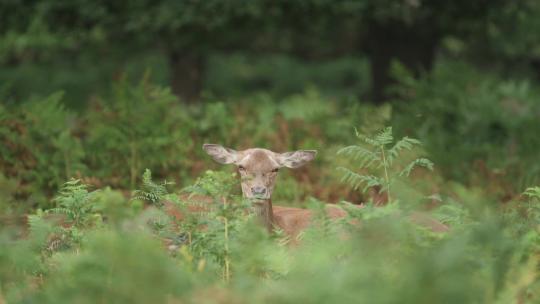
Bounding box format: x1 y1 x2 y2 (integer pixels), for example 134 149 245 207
0 0 264 103
462 0 540 78
0 1 84 66
1 0 537 104
358 0 505 103
113 1 265 103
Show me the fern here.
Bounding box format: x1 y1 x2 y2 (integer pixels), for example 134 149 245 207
338 169 384 193
523 186 540 200
27 210 58 250
389 137 422 164
399 158 435 177
51 179 98 228
338 126 434 203
522 186 540 225
178 170 251 281
132 169 174 206
24 179 101 254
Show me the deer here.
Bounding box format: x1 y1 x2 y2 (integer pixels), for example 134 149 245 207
202 144 449 242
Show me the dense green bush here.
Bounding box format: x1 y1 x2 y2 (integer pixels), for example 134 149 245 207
392 61 540 195
0 93 85 209
85 78 192 188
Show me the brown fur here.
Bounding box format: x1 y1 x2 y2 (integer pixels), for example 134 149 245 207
240 149 278 173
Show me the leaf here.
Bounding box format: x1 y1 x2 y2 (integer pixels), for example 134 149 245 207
523 186 540 200
132 169 174 205
388 136 422 163
337 167 384 192
374 127 394 146
399 158 434 177
337 145 381 168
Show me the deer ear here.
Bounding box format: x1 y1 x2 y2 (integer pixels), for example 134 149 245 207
202 144 239 164
277 150 317 168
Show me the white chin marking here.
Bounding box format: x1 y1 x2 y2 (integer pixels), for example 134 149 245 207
249 196 269 201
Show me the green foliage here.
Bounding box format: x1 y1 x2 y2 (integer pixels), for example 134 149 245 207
0 94 86 208
0 164 539 303
0 61 539 303
504 186 540 239
86 77 190 189
432 202 472 228
392 62 540 195
2 1 540 301
51 179 99 229
26 179 102 255
132 169 174 206
35 231 192 304
207 54 370 99
131 169 252 281
524 186 540 200
338 127 433 202
27 211 57 252
177 170 254 281
1 81 373 211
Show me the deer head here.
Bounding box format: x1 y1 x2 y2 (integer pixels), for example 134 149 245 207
202 144 317 200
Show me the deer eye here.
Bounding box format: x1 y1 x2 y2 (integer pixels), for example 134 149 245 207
271 168 279 173
238 166 245 171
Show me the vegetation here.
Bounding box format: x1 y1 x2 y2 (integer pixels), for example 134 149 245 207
338 126 433 203
1 1 540 303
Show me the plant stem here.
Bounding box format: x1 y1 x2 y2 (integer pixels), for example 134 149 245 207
130 141 137 189
380 146 392 203
64 150 71 180
223 197 230 282
224 217 230 282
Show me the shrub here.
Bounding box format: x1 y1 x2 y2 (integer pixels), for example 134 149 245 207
392 61 540 195
0 93 85 207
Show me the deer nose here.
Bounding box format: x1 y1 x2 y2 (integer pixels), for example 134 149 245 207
251 187 266 195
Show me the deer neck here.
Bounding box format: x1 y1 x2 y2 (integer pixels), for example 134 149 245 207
251 199 274 232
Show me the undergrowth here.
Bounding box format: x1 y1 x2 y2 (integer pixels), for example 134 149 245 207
338 126 433 203
0 124 536 303
0 74 539 302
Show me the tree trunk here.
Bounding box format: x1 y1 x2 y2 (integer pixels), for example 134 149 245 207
168 49 205 103
366 22 439 103
531 58 540 81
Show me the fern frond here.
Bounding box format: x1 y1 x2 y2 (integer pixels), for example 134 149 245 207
337 145 381 168
28 213 52 236
339 126 434 205
399 158 434 177
50 208 74 216
132 169 174 205
375 127 394 146
388 137 422 163
50 178 98 228
338 167 384 192
524 186 540 200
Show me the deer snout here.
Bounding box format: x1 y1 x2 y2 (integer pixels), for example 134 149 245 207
251 186 267 196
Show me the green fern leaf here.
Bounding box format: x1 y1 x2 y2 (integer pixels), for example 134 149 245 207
399 158 434 177
132 169 174 205
338 167 384 192
388 137 422 163
524 186 540 200
375 127 394 145
337 145 381 168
